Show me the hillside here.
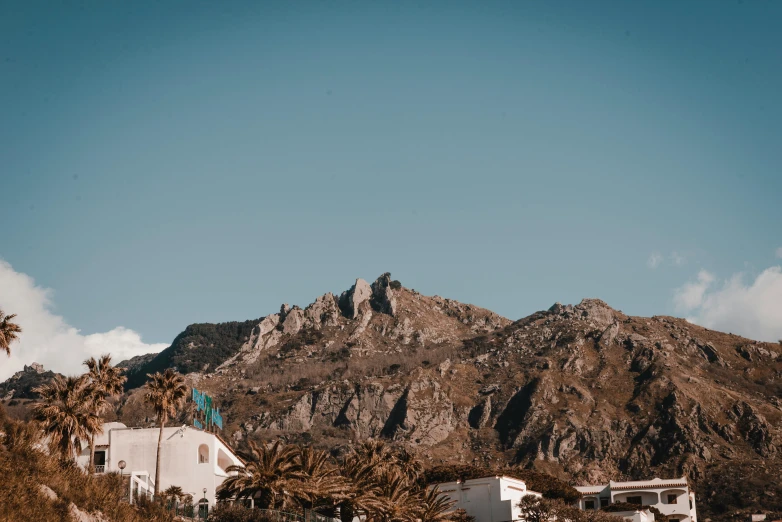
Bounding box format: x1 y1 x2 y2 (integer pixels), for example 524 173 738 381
4 273 781 521
0 363 61 401
0 406 171 522
123 317 262 388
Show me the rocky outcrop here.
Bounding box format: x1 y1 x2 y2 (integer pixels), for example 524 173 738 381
261 370 457 446
304 293 341 328
0 363 60 400
223 314 282 367
468 397 492 429
371 273 398 316
341 278 372 319
281 305 305 335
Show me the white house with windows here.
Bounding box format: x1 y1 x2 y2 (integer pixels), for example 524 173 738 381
76 422 243 507
575 478 697 522
432 476 542 522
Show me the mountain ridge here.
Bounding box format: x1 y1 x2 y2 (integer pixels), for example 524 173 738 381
3 273 781 520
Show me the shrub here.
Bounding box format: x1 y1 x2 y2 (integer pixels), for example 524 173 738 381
0 410 172 521
603 503 669 522
519 496 622 522
208 503 283 522
448 508 475 522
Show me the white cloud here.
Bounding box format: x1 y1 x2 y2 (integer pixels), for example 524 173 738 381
670 251 686 266
0 259 167 381
647 252 663 269
776 247 782 259
673 266 782 343
673 269 715 311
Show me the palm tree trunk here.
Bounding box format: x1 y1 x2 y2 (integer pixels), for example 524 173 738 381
89 433 96 473
340 503 354 522
154 415 166 496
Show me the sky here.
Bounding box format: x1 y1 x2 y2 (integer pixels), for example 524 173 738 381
1 0 781 379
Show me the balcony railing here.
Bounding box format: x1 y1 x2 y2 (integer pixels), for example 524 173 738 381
95 465 105 474
656 503 690 516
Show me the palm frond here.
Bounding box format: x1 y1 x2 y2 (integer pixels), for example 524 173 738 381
0 310 22 356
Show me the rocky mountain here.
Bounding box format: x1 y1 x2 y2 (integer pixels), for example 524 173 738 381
123 318 262 388
116 353 157 373
0 363 61 400
4 273 781 520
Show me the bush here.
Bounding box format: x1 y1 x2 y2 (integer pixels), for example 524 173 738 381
603 503 669 522
0 409 172 521
520 496 622 522
208 503 282 522
448 509 475 522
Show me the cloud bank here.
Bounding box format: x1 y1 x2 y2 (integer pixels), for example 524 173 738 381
0 259 167 381
673 265 782 343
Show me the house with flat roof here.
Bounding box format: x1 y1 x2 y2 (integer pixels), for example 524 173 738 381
575 477 697 522
431 475 542 522
76 422 242 507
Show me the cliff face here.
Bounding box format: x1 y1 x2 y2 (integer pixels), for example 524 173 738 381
42 273 779 520
220 297 781 473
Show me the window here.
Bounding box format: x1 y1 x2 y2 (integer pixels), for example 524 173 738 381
198 444 209 464
585 500 595 510
690 499 693 510
600 497 610 508
668 494 677 504
94 451 106 466
626 496 642 505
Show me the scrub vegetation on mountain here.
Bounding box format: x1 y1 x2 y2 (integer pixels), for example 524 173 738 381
4 274 782 522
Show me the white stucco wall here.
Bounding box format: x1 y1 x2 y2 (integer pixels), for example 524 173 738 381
609 510 654 522
434 476 541 522
576 480 697 522
78 424 241 506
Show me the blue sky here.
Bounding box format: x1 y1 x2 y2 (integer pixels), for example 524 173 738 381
1 1 781 376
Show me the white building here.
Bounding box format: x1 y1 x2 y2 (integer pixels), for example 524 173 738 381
76 422 243 507
575 478 697 522
603 508 656 522
433 476 542 522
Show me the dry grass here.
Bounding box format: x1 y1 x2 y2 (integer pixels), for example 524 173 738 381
0 405 172 522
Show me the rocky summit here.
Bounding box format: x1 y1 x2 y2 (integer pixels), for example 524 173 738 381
4 273 782 520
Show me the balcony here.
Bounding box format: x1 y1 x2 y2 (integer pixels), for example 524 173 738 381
655 503 691 518
95 465 105 474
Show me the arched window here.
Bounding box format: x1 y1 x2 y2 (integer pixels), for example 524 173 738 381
198 444 209 464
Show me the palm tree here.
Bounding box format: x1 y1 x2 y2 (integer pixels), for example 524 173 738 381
336 453 384 522
162 485 185 509
290 446 350 521
217 439 300 508
370 469 419 522
415 486 457 522
83 354 126 473
354 440 393 468
143 369 188 496
33 375 102 459
0 309 22 356
392 447 423 485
